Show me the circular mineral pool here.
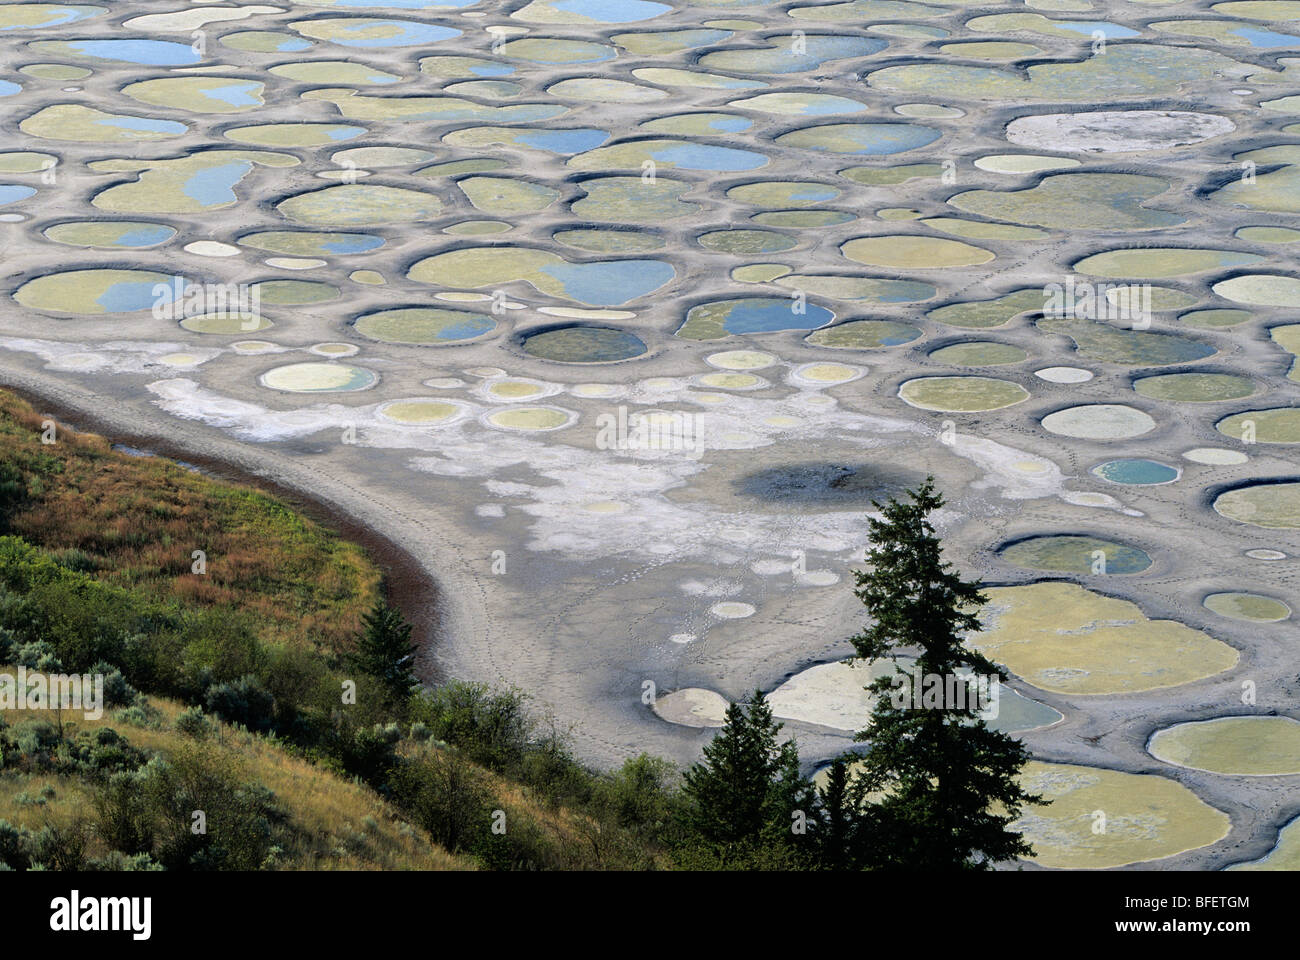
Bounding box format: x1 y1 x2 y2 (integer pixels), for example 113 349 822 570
1149 717 1300 776
898 376 1029 412
705 349 778 370
260 362 376 392
1091 459 1180 485
998 534 1152 574
310 342 358 357
1034 366 1094 383
651 688 728 728
791 362 863 385
697 372 765 390
929 341 1027 366
353 307 495 345
1217 408 1300 443
180 312 272 334
1134 373 1255 403
710 601 755 619
1214 482 1300 528
484 406 574 431
1203 592 1291 623
1041 404 1155 440
1183 447 1248 465
232 340 277 354
376 399 466 425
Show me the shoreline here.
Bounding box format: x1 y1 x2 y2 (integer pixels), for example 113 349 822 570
0 373 446 685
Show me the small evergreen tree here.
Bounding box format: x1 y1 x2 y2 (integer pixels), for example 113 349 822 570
815 758 862 870
351 600 419 706
681 690 815 867
847 478 1042 870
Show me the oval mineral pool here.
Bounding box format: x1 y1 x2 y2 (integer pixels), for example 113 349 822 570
1180 309 1250 329
179 312 272 334
697 229 797 254
752 209 854 227
774 122 941 155
696 372 765 390
928 341 1027 366
1247 550 1287 563
1217 408 1300 443
1013 761 1229 870
43 220 175 248
898 376 1029 412
1091 459 1180 485
1134 372 1255 402
711 601 755 619
241 232 385 257
309 342 358 357
32 38 203 65
651 688 727 728
1213 274 1300 307
791 362 863 385
1183 447 1248 465
353 308 495 345
484 378 550 401
1041 404 1156 440
260 362 377 392
278 184 443 226
521 325 647 362
842 235 994 269
289 17 462 48
999 534 1152 574
14 268 177 313
484 406 575 431
973 581 1237 696
376 399 466 425
1214 482 1300 528
726 180 840 207
1034 366 1093 383
676 298 834 340
1203 592 1291 622
772 657 1060 735
232 340 277 354
1149 716 1300 776
705 350 777 370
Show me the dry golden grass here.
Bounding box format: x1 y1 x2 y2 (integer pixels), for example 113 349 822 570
0 694 475 871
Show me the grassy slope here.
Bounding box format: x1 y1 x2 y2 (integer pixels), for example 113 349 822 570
0 390 652 871
0 694 470 870
0 391 379 655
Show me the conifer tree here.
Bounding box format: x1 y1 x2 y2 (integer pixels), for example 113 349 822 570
815 758 860 870
847 478 1042 869
351 600 419 705
681 690 814 865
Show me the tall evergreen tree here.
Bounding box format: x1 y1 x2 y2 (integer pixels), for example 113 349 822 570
351 600 419 705
847 478 1042 870
681 690 814 866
